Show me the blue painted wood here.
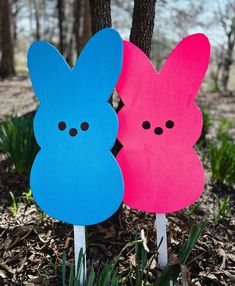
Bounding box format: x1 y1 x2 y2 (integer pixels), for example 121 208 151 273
28 28 124 225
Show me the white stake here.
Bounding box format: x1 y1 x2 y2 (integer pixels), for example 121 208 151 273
155 214 168 269
74 225 86 284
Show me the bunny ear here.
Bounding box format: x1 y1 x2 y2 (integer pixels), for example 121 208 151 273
27 41 70 101
116 41 156 106
73 28 123 101
160 33 210 101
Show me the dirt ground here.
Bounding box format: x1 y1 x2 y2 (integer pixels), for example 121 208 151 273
0 77 235 285
0 77 37 121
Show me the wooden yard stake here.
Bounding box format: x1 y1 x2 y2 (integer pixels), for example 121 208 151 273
74 225 86 283
155 214 168 269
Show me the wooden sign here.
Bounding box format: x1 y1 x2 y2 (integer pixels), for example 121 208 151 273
116 34 210 214
28 28 124 226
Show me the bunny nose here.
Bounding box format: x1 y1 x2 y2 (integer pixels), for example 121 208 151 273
69 128 78 137
154 127 163 135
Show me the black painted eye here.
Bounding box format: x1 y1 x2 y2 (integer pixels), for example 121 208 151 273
142 121 151 129
165 120 174 129
154 127 163 135
69 128 78 137
58 121 66 131
81 122 89 131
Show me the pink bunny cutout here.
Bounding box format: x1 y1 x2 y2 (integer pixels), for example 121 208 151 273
116 34 210 214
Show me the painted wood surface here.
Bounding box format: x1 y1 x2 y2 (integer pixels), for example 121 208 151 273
116 34 210 213
28 28 124 225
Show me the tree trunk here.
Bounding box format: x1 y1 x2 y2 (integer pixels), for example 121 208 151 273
12 0 19 45
57 0 65 55
220 31 235 94
211 63 222 92
80 0 91 49
89 0 111 35
33 0 40 40
74 0 81 55
130 0 156 58
74 0 91 55
65 8 74 67
0 0 15 78
88 0 112 104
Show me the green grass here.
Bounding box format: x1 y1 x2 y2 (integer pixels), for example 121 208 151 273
214 194 231 224
23 189 33 205
217 118 232 142
9 191 18 218
61 222 206 285
209 136 235 187
62 249 119 286
198 109 212 147
154 222 206 286
0 115 39 175
208 117 235 187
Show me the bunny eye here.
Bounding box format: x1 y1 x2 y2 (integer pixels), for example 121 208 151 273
142 121 151 129
58 121 66 131
165 120 174 129
81 122 89 131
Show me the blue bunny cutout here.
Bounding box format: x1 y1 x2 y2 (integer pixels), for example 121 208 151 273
28 28 124 225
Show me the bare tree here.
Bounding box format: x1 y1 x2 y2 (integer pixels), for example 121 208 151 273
0 0 15 78
73 0 81 54
156 0 235 93
89 0 111 35
57 0 65 54
210 45 223 92
33 0 40 40
168 0 206 37
112 0 157 57
74 0 91 55
80 0 91 50
130 0 156 57
216 0 235 93
12 0 22 45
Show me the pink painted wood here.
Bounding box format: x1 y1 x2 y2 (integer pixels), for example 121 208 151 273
116 34 210 213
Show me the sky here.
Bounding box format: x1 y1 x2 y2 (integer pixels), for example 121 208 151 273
16 0 231 57
111 0 228 47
